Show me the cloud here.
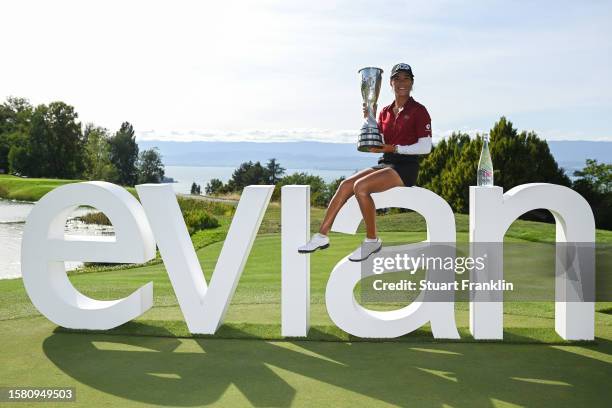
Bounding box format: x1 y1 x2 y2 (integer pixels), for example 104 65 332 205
136 128 612 143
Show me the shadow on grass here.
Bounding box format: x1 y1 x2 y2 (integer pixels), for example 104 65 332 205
44 324 612 407
56 320 600 345
599 307 612 315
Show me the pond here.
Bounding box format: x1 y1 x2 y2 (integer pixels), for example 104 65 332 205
0 198 115 279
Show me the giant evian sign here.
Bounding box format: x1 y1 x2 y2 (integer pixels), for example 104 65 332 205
20 182 595 341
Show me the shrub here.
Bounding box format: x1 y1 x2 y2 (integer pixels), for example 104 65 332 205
205 178 225 195
177 196 234 217
183 209 219 235
76 211 111 225
275 172 328 207
77 196 228 235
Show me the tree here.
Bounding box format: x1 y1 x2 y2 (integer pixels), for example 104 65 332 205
83 124 118 181
205 178 224 195
0 97 32 134
26 104 51 177
276 172 327 207
226 161 268 191
0 97 32 173
7 144 29 175
136 147 165 184
5 133 30 175
573 159 611 194
489 117 570 191
418 117 570 216
572 159 612 230
265 158 285 184
190 182 201 195
19 102 85 178
418 132 475 213
109 122 139 185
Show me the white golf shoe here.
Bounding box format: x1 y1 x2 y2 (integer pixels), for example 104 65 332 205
297 233 330 253
348 238 383 262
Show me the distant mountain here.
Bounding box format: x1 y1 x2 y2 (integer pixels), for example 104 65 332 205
137 141 373 171
137 140 612 173
546 141 612 174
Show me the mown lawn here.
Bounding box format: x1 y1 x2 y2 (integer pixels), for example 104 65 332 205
1 177 611 407
0 174 137 201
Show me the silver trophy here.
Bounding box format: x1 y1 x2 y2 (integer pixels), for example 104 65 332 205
358 67 384 152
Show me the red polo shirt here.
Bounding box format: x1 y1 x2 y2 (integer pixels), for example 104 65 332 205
377 97 432 146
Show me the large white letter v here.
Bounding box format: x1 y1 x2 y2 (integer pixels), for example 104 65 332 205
136 184 274 334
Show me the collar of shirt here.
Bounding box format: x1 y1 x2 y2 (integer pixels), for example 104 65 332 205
383 96 415 117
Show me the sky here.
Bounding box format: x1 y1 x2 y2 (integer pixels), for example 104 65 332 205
1 0 611 143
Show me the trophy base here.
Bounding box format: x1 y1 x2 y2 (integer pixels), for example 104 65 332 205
358 132 383 152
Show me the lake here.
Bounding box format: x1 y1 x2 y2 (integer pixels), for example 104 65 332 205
0 199 115 280
164 163 585 195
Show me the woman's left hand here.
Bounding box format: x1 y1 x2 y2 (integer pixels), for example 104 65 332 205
369 144 395 153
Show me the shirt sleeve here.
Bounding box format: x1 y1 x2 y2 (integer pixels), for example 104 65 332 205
416 105 432 138
377 109 385 144
395 136 432 154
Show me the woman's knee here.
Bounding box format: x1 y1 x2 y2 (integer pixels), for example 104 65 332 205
353 180 371 197
335 179 355 198
340 178 356 191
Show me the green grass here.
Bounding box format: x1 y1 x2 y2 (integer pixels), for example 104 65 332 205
3 316 610 407
2 176 612 406
0 174 137 201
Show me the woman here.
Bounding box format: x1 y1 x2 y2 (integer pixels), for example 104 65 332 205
298 63 433 262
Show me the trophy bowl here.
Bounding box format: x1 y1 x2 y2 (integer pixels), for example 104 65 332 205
358 67 384 152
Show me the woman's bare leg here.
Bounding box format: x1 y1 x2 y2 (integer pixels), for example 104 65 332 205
353 168 404 239
318 167 378 235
